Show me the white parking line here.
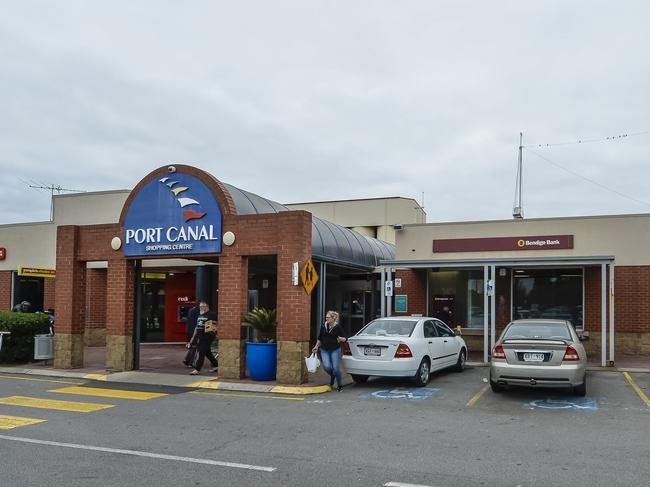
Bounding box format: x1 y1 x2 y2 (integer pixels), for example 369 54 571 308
0 434 276 472
384 482 437 487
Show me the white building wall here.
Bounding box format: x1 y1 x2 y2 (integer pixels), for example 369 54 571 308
0 222 57 270
396 213 650 266
53 190 130 225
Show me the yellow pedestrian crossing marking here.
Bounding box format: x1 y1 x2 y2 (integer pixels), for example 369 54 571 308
0 396 114 413
0 414 46 430
49 386 168 401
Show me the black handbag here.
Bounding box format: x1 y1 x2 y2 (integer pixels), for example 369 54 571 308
183 346 198 367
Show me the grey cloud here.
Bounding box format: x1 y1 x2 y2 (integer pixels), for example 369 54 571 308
1 1 650 225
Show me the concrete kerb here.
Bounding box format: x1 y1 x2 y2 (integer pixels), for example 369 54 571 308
0 367 336 394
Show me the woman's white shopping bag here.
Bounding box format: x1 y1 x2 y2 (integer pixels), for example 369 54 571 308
305 352 320 373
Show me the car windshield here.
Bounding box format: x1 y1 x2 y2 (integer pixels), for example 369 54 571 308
503 322 572 340
359 320 416 337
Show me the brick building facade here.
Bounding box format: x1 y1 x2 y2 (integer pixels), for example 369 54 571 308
381 214 650 364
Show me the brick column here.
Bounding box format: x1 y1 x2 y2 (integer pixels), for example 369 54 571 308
276 211 312 385
218 255 248 379
43 277 56 311
0 270 12 310
54 226 86 368
105 258 134 371
393 269 426 316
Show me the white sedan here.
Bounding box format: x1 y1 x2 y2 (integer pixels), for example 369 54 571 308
342 316 468 386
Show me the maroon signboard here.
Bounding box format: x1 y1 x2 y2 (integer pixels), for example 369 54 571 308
433 235 574 253
0 248 5 260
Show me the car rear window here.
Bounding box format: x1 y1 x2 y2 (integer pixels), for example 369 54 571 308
503 322 572 340
359 320 416 337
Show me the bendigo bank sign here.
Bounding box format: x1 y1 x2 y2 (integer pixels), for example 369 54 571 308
432 235 574 253
124 173 222 257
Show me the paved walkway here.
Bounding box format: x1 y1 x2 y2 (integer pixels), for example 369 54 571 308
0 344 349 394
1 344 648 395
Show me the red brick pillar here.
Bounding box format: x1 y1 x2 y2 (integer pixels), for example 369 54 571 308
54 226 86 368
393 269 426 316
43 277 56 311
217 255 249 379
105 258 135 371
276 211 312 385
0 270 12 310
85 269 108 346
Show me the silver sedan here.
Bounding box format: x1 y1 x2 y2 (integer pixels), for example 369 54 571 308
489 319 588 396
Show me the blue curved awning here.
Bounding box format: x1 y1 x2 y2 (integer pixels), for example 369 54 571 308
222 183 394 269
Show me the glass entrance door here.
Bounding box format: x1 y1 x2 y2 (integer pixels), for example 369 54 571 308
141 279 165 342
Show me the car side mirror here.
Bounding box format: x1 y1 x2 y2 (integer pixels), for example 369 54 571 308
578 335 589 342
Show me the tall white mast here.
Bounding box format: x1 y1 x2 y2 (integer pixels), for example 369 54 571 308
512 132 523 219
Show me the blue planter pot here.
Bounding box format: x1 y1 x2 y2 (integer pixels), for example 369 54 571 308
246 342 277 381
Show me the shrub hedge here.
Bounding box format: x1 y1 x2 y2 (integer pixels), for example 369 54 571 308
0 312 51 363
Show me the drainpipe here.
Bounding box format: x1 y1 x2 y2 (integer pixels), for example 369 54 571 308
483 264 489 364
601 263 606 367
609 263 615 366
380 267 386 317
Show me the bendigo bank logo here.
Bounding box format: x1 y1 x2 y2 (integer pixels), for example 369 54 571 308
124 173 222 256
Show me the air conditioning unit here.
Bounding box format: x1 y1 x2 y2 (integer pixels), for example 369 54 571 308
34 334 54 360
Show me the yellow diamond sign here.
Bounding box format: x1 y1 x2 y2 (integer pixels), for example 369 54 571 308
300 258 319 295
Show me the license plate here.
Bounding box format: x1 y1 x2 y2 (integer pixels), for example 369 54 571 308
364 347 381 356
523 353 544 362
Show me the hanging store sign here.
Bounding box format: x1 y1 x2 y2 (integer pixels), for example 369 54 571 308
18 266 56 278
124 172 222 257
433 235 574 253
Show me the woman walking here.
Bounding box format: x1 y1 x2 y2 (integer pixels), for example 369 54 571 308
312 310 346 391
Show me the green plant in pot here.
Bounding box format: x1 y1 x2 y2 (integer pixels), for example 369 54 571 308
242 307 277 343
242 307 278 381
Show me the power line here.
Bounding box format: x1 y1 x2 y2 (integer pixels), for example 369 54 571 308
523 129 650 148
523 147 650 209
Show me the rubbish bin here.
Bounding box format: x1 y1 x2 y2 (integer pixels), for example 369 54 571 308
0 331 10 353
34 334 54 360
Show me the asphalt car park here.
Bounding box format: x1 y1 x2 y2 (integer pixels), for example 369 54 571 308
346 365 650 417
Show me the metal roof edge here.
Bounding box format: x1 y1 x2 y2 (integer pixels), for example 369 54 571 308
311 254 374 272
379 255 616 267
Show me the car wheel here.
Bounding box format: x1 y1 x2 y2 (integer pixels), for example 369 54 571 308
573 376 587 397
490 380 504 393
351 374 369 384
489 371 504 392
414 358 430 387
454 349 466 372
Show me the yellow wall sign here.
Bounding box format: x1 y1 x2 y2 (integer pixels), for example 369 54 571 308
18 266 56 279
300 258 319 295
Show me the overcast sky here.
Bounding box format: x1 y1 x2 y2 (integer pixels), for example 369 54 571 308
1 1 649 225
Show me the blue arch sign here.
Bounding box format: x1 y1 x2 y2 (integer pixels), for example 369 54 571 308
124 173 222 257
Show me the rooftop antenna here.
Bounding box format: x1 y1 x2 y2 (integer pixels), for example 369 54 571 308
420 191 425 223
512 132 524 219
28 183 86 221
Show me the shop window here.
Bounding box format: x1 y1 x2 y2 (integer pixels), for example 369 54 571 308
428 269 484 329
512 268 583 329
13 274 45 312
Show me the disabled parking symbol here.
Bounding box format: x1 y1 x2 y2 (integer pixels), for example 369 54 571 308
362 387 440 400
525 398 598 411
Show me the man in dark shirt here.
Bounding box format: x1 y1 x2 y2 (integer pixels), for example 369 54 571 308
188 301 218 375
